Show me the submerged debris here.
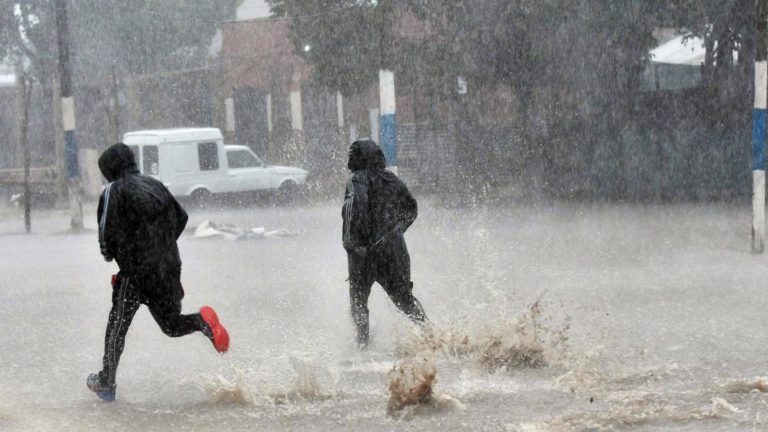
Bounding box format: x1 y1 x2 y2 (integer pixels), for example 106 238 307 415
192 220 301 240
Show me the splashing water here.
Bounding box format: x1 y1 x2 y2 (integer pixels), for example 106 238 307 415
723 376 768 394
196 370 253 406
386 354 465 419
271 353 339 404
387 354 436 416
708 397 740 416
385 298 569 419
522 395 745 431
196 355 340 407
555 361 688 394
396 298 570 372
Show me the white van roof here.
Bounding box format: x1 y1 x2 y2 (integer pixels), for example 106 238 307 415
123 128 223 144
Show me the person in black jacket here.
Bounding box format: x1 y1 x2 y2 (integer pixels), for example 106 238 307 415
342 138 427 347
86 143 229 402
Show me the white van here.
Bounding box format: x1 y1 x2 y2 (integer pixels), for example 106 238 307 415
122 128 308 202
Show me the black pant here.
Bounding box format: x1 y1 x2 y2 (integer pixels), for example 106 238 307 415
348 234 426 346
98 266 206 386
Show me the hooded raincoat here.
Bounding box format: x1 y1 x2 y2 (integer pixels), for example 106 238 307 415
92 143 208 389
342 139 426 346
97 143 188 274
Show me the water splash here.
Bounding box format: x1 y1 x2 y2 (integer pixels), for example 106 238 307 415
723 376 768 394
523 395 744 431
386 353 465 419
555 362 688 394
271 353 339 404
708 397 740 416
396 297 570 372
196 370 253 405
387 354 436 416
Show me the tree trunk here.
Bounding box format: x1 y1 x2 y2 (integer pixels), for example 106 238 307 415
51 76 67 201
16 68 33 233
109 66 121 145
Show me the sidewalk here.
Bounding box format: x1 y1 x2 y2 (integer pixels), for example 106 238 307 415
0 201 99 235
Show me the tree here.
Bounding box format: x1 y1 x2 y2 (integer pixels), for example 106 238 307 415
1 1 239 205
269 1 756 200
2 1 239 100
67 0 237 79
1 1 43 232
267 0 399 97
0 1 52 77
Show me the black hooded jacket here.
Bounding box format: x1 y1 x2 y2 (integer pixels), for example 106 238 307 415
342 139 417 253
97 143 188 274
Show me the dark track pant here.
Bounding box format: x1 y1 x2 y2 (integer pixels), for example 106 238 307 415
97 269 207 386
348 235 426 346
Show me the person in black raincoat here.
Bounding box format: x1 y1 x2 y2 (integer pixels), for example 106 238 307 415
342 138 427 347
86 143 229 401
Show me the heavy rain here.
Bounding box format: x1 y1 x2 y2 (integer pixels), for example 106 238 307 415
1 1 768 431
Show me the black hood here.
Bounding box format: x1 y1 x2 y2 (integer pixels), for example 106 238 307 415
347 138 385 172
99 143 139 182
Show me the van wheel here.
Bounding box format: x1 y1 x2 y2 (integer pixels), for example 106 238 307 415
190 188 212 209
275 181 297 206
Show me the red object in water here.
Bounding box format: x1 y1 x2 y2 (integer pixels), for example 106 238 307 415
200 306 229 353
111 274 118 287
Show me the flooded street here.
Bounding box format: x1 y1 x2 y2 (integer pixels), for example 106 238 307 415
3 1 767 430
1 200 768 431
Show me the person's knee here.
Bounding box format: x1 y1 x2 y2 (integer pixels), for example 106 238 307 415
159 321 184 337
387 280 413 302
388 285 426 322
152 312 187 337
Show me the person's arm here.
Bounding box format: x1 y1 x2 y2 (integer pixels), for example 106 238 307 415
399 183 418 233
168 193 188 239
98 183 120 262
343 174 371 252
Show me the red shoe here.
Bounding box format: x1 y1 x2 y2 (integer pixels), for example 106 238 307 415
200 306 229 353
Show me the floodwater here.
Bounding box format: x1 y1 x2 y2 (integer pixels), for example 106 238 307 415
1 200 768 431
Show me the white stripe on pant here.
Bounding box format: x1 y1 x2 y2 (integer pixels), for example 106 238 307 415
106 276 128 386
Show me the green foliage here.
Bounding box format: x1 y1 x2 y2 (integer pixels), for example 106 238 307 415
268 0 399 96
270 0 762 199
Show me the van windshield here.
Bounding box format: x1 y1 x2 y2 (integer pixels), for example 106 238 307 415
227 150 262 169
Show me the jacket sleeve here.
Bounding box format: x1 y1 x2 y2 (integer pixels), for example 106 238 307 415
342 174 371 250
97 183 121 261
169 193 188 239
399 183 418 232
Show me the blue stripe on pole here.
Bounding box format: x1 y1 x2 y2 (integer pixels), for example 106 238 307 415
753 108 766 171
380 113 397 167
65 130 80 178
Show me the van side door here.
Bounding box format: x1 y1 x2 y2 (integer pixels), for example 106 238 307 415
196 141 229 194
